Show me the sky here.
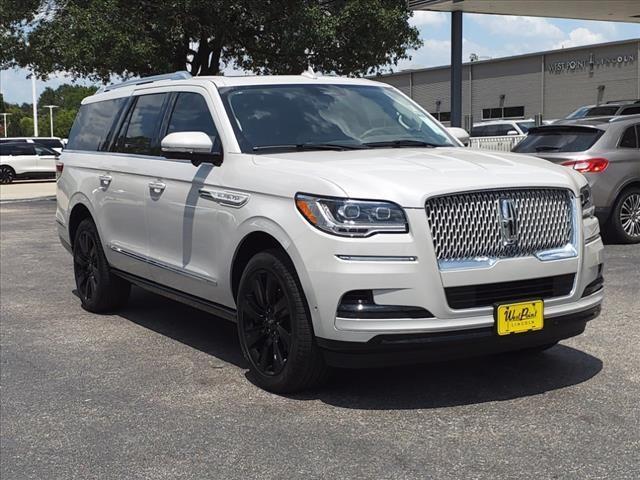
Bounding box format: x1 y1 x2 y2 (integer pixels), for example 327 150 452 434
1 12 639 105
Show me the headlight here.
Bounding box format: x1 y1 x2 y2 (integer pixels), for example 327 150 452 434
580 185 595 218
295 194 408 237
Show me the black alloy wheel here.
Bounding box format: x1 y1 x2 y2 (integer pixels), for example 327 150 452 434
0 165 15 184
74 229 100 304
72 218 130 312
237 250 328 393
240 269 292 376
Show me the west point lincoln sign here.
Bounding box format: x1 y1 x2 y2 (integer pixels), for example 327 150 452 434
547 52 636 74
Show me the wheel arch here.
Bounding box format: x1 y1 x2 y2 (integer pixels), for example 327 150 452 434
229 218 318 323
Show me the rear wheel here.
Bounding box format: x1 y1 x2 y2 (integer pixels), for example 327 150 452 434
0 165 16 184
610 187 640 244
237 250 328 393
73 218 130 312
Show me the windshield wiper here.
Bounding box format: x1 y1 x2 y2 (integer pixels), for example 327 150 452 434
252 143 366 152
363 139 445 148
534 145 562 152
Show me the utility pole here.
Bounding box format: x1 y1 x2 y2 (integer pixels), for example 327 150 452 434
43 105 59 137
0 113 11 137
31 74 39 137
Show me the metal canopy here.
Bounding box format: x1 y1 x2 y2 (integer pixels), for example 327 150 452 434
409 0 640 23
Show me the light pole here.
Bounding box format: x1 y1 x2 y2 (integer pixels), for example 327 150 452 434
0 113 11 137
31 74 39 137
43 105 59 137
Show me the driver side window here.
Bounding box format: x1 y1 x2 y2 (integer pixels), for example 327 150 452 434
167 92 218 140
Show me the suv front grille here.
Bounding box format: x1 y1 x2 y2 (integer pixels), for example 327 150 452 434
425 188 574 262
445 274 575 309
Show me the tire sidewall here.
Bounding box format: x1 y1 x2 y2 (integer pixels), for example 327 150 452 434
73 218 111 310
612 187 640 244
0 166 15 184
236 251 315 392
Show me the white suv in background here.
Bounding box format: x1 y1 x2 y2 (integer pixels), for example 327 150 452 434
471 119 536 137
57 72 604 392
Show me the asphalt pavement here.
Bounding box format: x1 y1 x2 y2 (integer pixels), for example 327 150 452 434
1 199 639 480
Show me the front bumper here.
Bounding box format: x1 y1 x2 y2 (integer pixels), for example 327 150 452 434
298 207 604 343
318 304 600 368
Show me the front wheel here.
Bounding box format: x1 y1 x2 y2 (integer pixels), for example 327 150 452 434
236 250 328 393
610 187 640 244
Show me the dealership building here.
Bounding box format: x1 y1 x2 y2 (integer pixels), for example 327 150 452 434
374 38 639 127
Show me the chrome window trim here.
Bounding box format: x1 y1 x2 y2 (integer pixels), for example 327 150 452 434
108 242 217 285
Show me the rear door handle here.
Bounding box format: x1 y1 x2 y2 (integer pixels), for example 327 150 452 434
99 174 112 189
149 181 166 194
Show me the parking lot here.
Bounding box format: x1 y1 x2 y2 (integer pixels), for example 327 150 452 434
1 199 638 479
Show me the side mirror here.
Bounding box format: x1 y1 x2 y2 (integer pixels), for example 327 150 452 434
446 127 470 146
507 129 519 136
161 131 223 166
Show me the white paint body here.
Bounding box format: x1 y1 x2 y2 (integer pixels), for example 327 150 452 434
57 75 604 343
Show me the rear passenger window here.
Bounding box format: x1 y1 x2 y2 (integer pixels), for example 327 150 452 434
67 98 126 151
13 144 36 155
121 94 168 155
619 126 638 148
167 93 218 138
620 106 640 116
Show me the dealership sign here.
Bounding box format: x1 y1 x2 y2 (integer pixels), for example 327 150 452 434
547 52 635 73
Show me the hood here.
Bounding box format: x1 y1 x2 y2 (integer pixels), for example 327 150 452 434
252 147 583 207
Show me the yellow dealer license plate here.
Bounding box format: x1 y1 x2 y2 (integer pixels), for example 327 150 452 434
495 300 544 336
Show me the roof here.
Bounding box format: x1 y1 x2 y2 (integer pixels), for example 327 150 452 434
86 73 385 104
540 114 640 129
409 0 640 23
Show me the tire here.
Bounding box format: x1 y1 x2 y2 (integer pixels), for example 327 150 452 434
236 250 328 393
0 165 16 184
73 218 130 312
609 186 640 244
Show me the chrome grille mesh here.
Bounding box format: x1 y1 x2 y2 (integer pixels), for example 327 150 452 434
425 189 574 261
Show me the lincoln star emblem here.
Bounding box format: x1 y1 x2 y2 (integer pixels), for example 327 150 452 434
499 198 518 245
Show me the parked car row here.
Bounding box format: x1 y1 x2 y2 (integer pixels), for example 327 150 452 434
0 141 60 184
513 114 640 243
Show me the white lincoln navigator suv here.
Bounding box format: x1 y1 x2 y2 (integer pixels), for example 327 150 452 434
57 72 604 392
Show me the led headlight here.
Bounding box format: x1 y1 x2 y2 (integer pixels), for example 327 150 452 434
295 194 408 237
580 184 595 218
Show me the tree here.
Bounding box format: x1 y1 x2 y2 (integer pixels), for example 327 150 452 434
0 84 97 137
2 1 421 81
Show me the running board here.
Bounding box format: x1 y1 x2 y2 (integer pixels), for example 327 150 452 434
112 268 237 322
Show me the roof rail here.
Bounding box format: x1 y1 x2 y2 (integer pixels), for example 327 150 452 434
98 71 192 93
609 113 640 122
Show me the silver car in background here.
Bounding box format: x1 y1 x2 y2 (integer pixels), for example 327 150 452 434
513 115 640 243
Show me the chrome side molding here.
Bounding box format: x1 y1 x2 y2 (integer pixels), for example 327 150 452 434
108 243 217 285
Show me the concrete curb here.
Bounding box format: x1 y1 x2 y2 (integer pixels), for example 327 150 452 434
0 195 56 204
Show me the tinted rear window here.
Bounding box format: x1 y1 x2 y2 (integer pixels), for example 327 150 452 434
67 98 127 151
35 138 63 149
584 106 619 117
620 106 640 116
513 128 604 153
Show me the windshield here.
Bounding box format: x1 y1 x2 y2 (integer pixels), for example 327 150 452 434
219 84 455 153
516 121 535 133
513 127 604 153
565 106 591 119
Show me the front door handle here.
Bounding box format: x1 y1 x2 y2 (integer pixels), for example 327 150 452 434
99 174 112 189
149 181 166 194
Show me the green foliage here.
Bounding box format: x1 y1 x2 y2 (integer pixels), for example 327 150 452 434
1 83 96 137
3 0 421 80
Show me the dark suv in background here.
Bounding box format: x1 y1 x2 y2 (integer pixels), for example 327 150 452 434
513 115 640 243
565 100 640 120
